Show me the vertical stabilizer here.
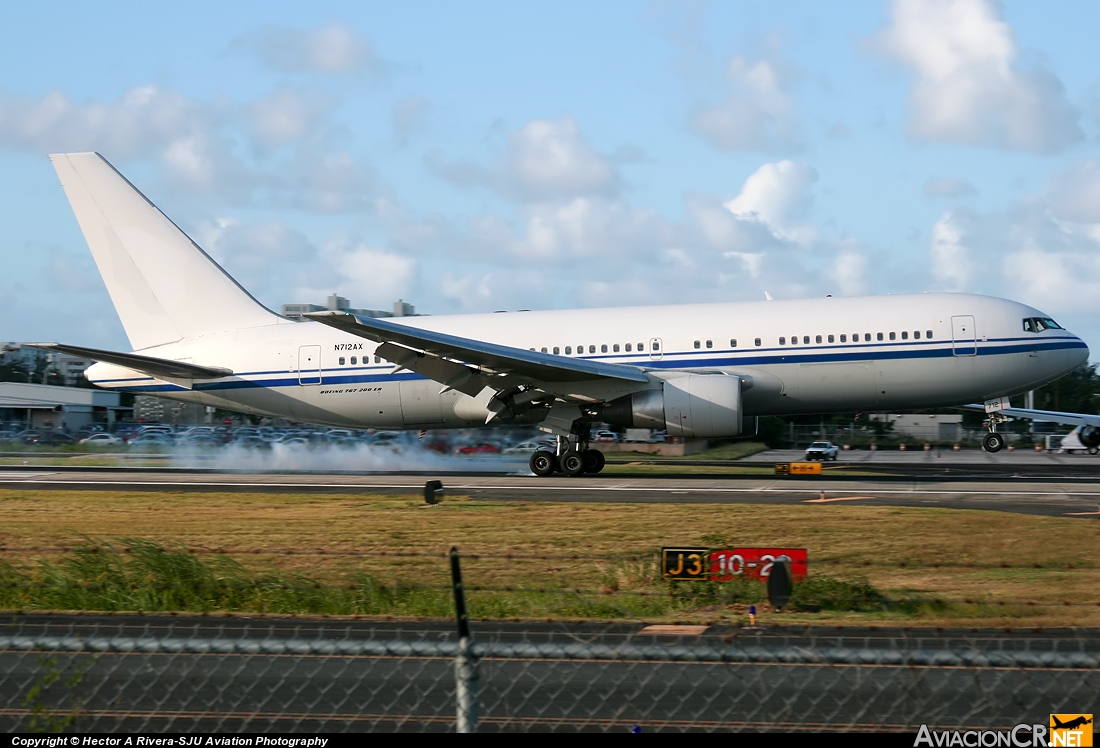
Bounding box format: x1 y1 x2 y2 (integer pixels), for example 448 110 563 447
50 152 280 350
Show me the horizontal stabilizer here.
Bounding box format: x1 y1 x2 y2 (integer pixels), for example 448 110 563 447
304 311 651 384
26 343 232 380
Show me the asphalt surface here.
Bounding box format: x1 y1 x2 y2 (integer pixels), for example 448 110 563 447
2 613 1096 732
2 463 1100 518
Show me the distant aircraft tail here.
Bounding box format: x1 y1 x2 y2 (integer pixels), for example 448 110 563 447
50 152 281 351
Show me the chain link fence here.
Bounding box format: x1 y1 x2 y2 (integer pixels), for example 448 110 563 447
2 616 1098 733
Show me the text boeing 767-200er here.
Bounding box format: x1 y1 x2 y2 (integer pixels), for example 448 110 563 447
27 153 1091 475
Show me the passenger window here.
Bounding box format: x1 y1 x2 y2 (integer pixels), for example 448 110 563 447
625 343 632 352
803 336 809 345
901 332 908 340
754 338 761 347
694 340 701 349
589 345 596 354
730 339 737 347
601 344 607 353
639 342 645 351
913 331 920 340
827 335 834 343
613 344 619 352
565 346 572 355
351 356 357 365
864 333 871 342
926 330 933 339
652 341 660 351
889 332 896 341
541 347 548 353
706 340 713 349
877 333 884 341
339 357 345 365
815 335 822 344
840 334 846 343
375 356 381 363
553 347 560 355
779 337 786 345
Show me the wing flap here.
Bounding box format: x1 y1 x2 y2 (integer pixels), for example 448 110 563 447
26 343 232 380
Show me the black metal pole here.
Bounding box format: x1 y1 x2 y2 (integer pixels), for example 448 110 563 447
450 545 470 640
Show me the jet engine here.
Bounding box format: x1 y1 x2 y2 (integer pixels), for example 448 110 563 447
599 374 741 438
1080 425 1100 449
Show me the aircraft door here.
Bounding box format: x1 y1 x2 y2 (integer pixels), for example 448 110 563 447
951 316 976 356
297 345 322 385
648 337 663 360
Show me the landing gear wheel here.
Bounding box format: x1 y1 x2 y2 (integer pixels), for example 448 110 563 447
530 450 558 476
1089 447 1099 456
982 433 1005 453
582 448 605 474
559 449 586 477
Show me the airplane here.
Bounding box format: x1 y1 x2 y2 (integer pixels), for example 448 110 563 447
27 152 1092 476
1051 716 1092 731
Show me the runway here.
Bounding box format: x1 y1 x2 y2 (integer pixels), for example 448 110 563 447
2 464 1100 518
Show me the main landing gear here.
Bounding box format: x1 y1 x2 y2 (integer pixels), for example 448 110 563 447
529 435 606 477
982 411 1009 453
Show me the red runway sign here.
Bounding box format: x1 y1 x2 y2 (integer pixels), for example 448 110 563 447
708 548 808 582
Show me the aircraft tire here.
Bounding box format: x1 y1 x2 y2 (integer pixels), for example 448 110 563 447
530 450 557 476
1089 447 1099 455
982 433 1005 453
582 448 605 473
560 449 586 477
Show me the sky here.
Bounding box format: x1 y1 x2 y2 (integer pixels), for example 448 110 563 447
1 0 1099 355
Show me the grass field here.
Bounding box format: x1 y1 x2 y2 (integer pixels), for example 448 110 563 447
0 488 1097 626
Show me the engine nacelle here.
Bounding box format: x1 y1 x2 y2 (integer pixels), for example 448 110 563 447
1080 426 1100 449
600 374 742 438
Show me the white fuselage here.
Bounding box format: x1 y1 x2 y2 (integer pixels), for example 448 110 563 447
85 293 1089 430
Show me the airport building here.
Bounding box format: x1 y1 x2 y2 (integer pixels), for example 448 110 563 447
869 414 963 441
1 342 94 386
0 382 130 432
281 294 417 320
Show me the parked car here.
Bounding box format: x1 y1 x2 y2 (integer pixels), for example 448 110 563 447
804 441 840 461
0 430 21 443
79 433 123 445
456 443 502 455
502 440 555 454
128 434 173 447
37 433 76 446
592 430 620 443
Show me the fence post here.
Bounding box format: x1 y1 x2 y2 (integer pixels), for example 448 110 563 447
450 546 479 733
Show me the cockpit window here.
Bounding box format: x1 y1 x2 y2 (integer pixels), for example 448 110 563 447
1024 317 1063 333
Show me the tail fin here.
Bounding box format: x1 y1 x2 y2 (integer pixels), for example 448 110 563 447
50 152 280 350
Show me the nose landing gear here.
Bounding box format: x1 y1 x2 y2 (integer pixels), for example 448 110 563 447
983 411 1009 453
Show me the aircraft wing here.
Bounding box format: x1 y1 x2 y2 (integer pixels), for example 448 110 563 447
24 343 232 380
304 311 651 387
962 404 1100 428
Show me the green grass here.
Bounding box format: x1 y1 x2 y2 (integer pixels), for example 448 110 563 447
0 539 919 620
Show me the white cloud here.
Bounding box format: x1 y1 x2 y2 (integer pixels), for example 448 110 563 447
923 177 976 199
826 247 871 296
724 160 817 244
391 96 432 146
428 116 618 202
0 85 223 159
249 88 333 148
1046 161 1100 224
293 239 418 310
232 24 383 74
690 55 798 152
928 210 975 291
875 0 1081 153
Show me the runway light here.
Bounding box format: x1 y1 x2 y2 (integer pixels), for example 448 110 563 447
424 480 444 505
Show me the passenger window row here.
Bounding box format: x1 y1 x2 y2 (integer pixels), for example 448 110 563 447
778 331 933 346
336 356 383 365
